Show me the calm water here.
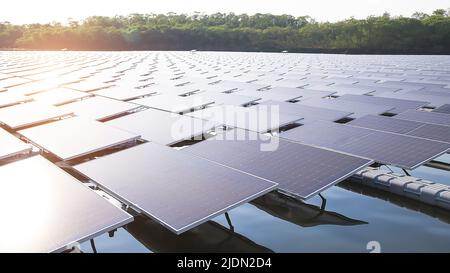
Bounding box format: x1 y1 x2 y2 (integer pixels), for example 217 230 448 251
80 155 450 253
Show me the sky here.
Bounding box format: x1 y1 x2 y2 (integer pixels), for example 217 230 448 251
0 0 448 24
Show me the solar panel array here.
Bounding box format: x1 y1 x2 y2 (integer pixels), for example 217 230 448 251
0 51 450 252
433 104 450 114
280 121 450 169
184 129 372 200
75 142 277 234
348 115 450 143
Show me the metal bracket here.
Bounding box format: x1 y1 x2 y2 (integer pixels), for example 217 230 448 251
90 239 97 253
225 212 234 232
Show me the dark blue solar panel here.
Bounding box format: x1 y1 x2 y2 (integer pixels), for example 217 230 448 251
395 110 450 126
280 121 450 169
338 94 428 114
185 129 372 199
348 115 423 134
433 104 450 114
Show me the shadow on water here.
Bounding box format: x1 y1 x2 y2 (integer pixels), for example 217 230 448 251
251 191 368 227
125 216 274 253
339 180 450 225
125 190 370 253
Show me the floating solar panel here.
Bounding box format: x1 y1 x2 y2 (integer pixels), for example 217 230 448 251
338 94 429 114
132 94 215 113
57 96 139 121
0 92 33 108
406 123 450 143
75 142 277 234
280 121 450 169
0 101 72 129
19 117 140 160
395 110 450 126
187 105 302 133
433 104 450 114
192 92 261 106
64 80 115 92
5 80 58 95
348 115 424 134
258 100 352 123
0 128 31 160
0 155 132 252
92 85 157 101
377 90 450 108
30 88 91 106
305 84 376 96
294 88 335 100
107 108 219 145
0 77 31 88
238 87 305 102
184 129 372 199
297 97 394 118
211 80 269 92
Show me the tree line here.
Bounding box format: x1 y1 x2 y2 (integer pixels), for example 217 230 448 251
0 9 449 54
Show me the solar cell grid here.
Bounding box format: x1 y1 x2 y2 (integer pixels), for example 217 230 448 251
395 110 450 126
75 142 277 234
433 104 450 114
107 108 219 145
338 94 428 114
184 129 372 199
19 116 140 160
0 155 132 252
280 120 450 169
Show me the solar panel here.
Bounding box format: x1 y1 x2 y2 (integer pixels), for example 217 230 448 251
57 96 139 120
64 80 115 92
0 91 33 108
211 80 269 92
280 121 450 169
348 115 423 134
406 123 450 143
75 142 277 234
0 128 31 160
258 100 352 123
297 97 394 118
433 104 450 114
305 84 376 96
377 91 450 108
0 101 72 129
132 94 215 113
107 108 219 145
237 87 305 102
187 105 302 133
338 94 429 114
19 117 140 160
0 77 31 88
8 81 57 95
184 129 372 199
30 88 91 106
92 85 157 101
190 92 261 106
347 113 450 143
0 155 132 252
395 110 450 126
293 88 335 100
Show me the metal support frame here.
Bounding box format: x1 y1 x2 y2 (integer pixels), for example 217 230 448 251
402 168 411 176
90 239 97 253
225 212 234 232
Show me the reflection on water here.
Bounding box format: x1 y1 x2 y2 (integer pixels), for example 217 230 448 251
339 181 450 225
126 216 273 253
251 192 367 227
